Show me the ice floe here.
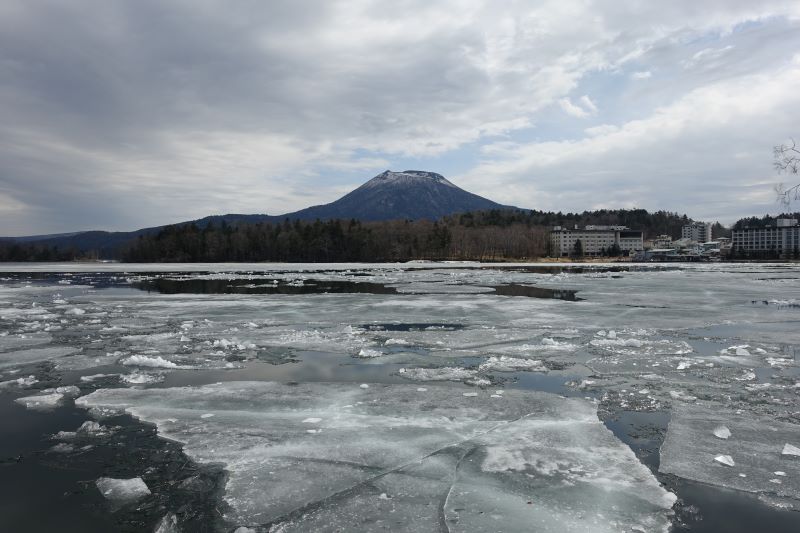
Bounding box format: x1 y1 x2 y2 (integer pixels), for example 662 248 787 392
122 355 181 369
15 386 81 410
660 404 800 503
77 381 676 531
95 477 151 503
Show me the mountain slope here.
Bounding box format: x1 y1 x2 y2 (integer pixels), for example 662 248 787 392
3 170 516 255
287 170 511 221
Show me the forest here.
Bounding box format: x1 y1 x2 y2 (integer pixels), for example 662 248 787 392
0 208 715 262
731 212 800 229
120 208 694 262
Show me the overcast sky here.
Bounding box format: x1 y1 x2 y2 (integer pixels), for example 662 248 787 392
2 1 800 235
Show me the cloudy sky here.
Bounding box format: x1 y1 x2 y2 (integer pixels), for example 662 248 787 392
2 0 800 235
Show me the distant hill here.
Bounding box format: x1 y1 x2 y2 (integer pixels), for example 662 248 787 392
2 206 701 262
1 170 514 256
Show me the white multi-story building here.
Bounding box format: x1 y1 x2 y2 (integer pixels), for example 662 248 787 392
550 226 644 257
652 235 673 249
731 218 800 257
682 222 712 243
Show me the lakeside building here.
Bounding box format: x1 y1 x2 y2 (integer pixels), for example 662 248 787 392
731 218 800 258
635 238 731 262
682 222 712 243
550 225 644 257
652 235 673 249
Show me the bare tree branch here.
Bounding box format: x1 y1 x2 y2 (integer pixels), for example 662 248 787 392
774 138 800 206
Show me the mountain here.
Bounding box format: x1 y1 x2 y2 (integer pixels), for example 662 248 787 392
2 170 516 256
287 170 510 221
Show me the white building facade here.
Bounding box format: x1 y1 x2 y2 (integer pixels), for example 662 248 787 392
731 218 800 258
682 222 712 243
550 226 644 257
652 235 673 249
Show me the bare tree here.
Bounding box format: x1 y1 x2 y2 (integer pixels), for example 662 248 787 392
774 138 800 207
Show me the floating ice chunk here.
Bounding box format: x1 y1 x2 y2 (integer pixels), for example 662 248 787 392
121 372 164 385
80 373 117 383
55 420 109 439
154 513 180 533
766 357 794 368
50 443 76 453
714 455 735 467
384 338 409 346
96 477 151 503
783 443 800 457
0 375 37 388
775 471 787 476
65 307 85 315
397 367 477 382
713 426 731 440
232 528 255 533
122 355 179 369
478 356 546 373
78 421 107 435
201 413 215 419
359 383 369 389
519 338 577 352
355 348 382 358
661 404 800 500
302 417 322 424
463 392 478 397
15 386 80 410
213 338 234 349
77 382 677 530
0 346 81 370
592 338 644 348
416 387 427 392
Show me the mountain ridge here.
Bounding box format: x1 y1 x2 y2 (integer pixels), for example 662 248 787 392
2 170 518 255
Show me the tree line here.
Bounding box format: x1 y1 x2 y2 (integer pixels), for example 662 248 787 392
120 209 694 263
1 208 705 262
0 241 86 262
121 217 550 262
732 212 800 230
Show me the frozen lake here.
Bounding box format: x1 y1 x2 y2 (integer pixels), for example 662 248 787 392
1 262 799 532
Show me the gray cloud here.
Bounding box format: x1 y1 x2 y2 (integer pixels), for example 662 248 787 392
1 1 800 234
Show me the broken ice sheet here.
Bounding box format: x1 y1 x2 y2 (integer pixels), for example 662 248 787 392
96 476 151 504
660 403 800 503
0 345 81 370
78 382 676 531
15 386 81 411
